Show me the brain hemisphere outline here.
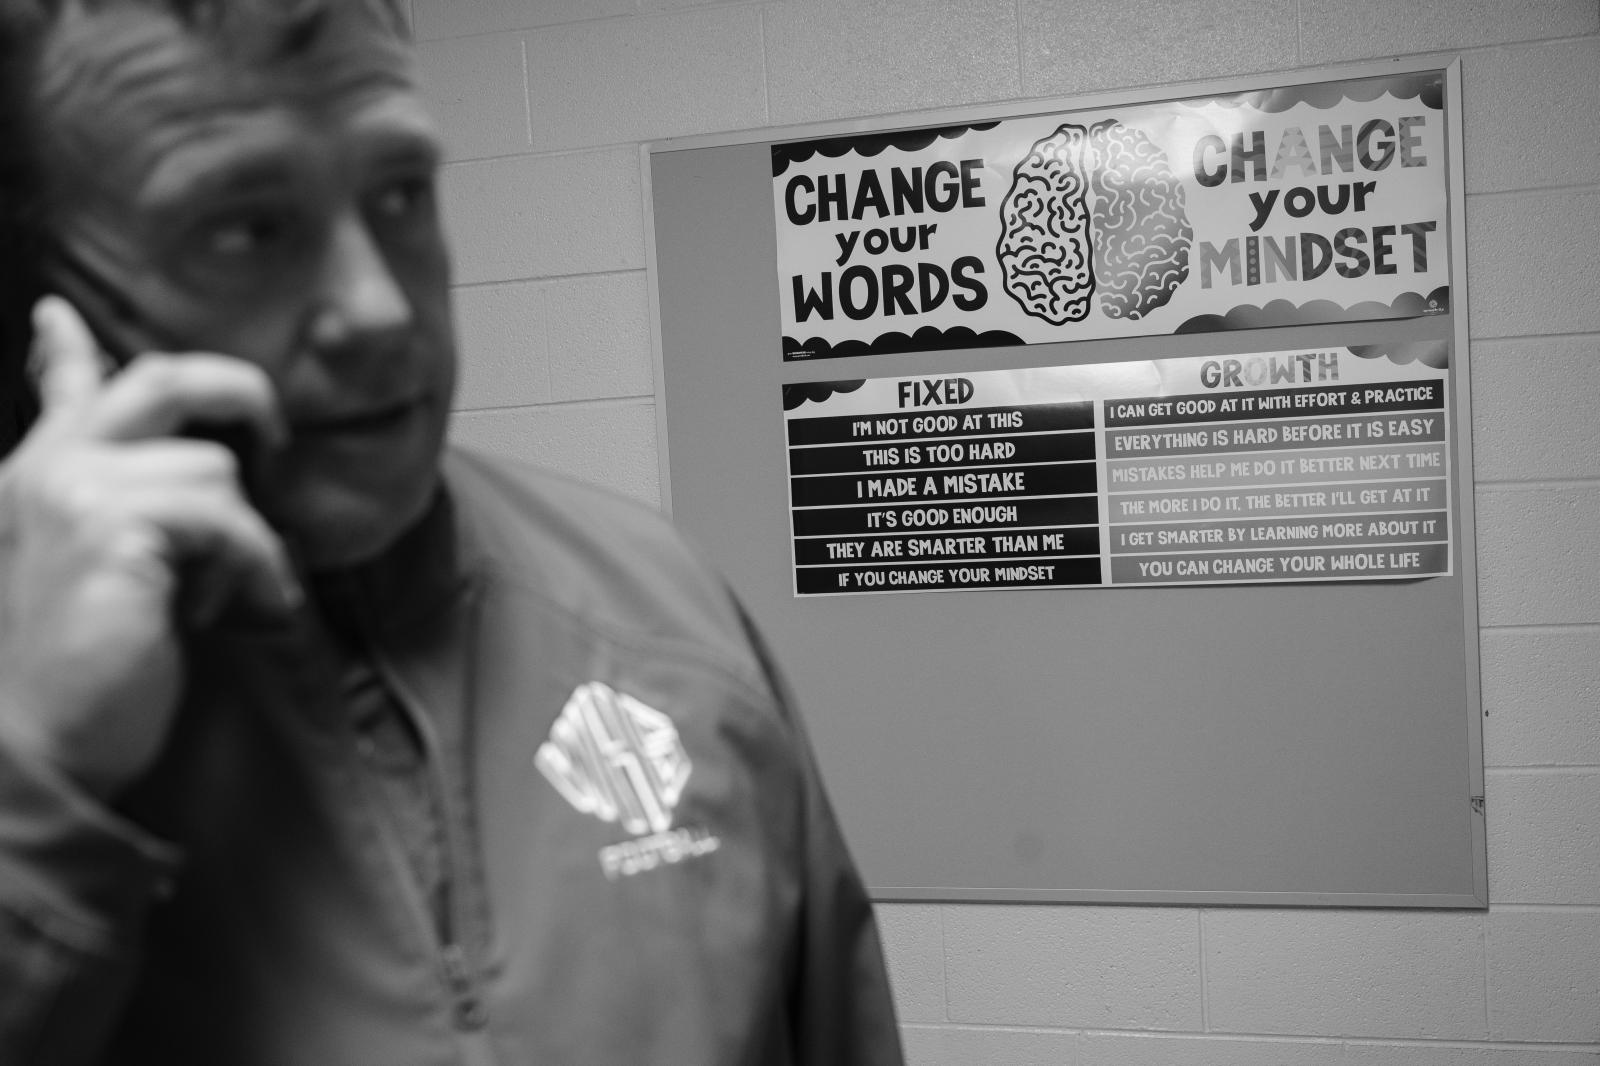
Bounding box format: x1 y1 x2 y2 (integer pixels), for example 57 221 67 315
996 124 1095 326
997 119 1192 325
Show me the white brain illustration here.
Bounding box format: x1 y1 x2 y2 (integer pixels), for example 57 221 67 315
997 119 1192 325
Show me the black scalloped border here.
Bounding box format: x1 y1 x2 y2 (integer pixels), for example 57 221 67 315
779 337 1449 412
1178 70 1444 115
772 122 1001 178
1347 338 1450 369
783 379 867 411
783 325 1024 362
771 71 1443 181
1174 285 1449 334
783 287 1448 362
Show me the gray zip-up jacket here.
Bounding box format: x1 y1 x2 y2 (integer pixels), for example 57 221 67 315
0 448 904 1065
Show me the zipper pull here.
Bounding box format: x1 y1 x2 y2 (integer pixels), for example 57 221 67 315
441 944 488 1030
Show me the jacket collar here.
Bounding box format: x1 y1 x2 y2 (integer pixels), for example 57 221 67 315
306 481 480 645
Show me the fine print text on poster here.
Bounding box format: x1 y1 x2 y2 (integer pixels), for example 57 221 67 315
774 71 1449 361
783 342 1451 596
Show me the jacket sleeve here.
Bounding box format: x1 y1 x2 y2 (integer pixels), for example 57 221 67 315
0 730 179 1065
732 599 906 1066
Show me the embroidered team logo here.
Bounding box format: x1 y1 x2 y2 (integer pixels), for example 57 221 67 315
535 682 720 879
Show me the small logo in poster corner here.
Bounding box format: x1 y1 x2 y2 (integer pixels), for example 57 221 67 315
534 681 721 880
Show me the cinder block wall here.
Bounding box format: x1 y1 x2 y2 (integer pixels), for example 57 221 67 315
411 1 1600 1061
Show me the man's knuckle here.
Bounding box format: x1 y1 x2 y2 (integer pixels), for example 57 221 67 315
133 351 178 382
199 441 240 481
54 472 112 524
116 355 174 409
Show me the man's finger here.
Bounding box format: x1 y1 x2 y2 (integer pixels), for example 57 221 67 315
36 441 303 623
151 489 303 621
86 352 288 450
29 296 106 410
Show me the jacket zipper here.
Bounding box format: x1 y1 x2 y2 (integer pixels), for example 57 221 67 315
441 942 487 1030
361 639 491 1035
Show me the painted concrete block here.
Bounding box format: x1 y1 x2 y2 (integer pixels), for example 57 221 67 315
943 905 1201 1030
449 401 662 508
1485 771 1600 905
441 148 645 285
452 279 550 411
1300 0 1599 63
545 273 654 402
640 0 758 10
1078 1033 1342 1066
1480 627 1600 768
413 0 634 41
1020 0 1297 98
1459 37 1600 194
874 904 946 1025
413 34 531 162
764 0 1020 126
525 9 767 152
901 1024 1078 1066
1475 485 1600 627
1345 1044 1600 1066
1487 909 1600 1042
1470 335 1600 483
1203 909 1486 1038
1466 188 1600 340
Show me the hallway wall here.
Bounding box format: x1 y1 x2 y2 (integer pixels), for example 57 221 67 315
414 1 1600 1061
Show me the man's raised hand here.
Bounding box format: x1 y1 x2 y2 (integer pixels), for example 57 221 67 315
0 296 300 800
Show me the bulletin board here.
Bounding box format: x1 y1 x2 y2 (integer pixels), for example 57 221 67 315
644 58 1486 906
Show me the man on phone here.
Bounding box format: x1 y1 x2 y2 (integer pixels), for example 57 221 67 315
0 1 903 1062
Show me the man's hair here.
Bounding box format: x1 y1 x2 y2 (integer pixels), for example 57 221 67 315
0 0 408 455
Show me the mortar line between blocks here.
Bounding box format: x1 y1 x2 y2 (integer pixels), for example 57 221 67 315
1481 904 1493 1040
518 38 534 152
1014 0 1024 94
453 395 654 416
537 283 553 400
1469 327 1600 343
1482 621 1600 632
1077 1028 1344 1045
1342 1036 1600 1053
758 7 772 128
452 269 646 291
1475 477 1600 490
1466 180 1600 200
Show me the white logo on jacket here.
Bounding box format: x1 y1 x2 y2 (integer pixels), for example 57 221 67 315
535 682 720 879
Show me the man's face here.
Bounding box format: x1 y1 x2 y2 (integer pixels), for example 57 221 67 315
35 1 455 569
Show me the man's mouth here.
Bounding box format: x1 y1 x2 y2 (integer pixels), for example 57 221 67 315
292 397 424 434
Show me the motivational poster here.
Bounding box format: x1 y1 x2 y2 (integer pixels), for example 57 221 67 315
783 341 1452 594
774 71 1450 361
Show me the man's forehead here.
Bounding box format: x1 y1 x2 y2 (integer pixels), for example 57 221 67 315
36 0 423 198
41 0 408 56
49 1 409 85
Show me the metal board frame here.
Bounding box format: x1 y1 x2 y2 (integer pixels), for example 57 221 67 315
643 57 1485 907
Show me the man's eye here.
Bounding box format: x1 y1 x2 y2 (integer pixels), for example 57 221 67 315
369 175 435 221
200 210 296 258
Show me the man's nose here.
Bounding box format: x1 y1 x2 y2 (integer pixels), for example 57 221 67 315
308 214 412 351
